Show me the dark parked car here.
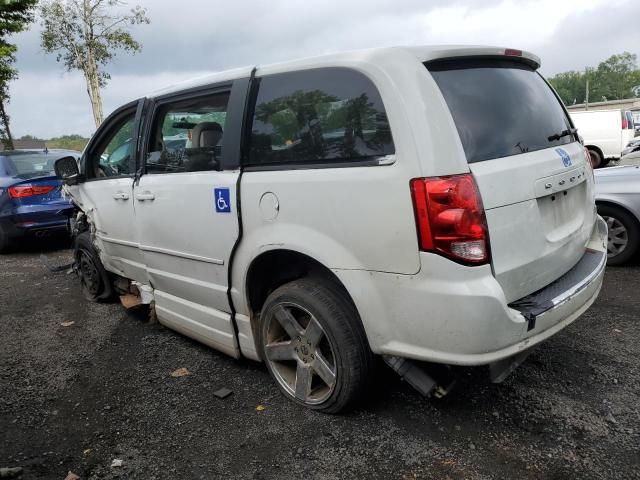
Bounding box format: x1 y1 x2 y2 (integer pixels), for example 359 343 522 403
0 149 80 252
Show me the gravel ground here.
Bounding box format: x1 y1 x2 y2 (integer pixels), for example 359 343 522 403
1 243 639 479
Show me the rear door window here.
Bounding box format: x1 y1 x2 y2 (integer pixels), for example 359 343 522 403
426 59 575 163
247 67 394 167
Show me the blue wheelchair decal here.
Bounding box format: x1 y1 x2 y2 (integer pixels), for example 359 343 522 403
214 188 231 213
555 148 572 167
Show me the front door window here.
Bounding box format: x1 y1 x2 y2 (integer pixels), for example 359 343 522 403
87 114 135 178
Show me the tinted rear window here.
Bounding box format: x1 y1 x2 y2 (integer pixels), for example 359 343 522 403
247 67 394 167
427 59 574 163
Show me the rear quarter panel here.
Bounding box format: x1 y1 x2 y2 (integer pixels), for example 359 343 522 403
232 49 470 317
595 168 640 221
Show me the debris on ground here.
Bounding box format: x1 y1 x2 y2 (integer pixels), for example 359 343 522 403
119 293 142 309
0 467 23 478
213 388 233 399
64 471 80 480
60 321 75 327
170 367 191 377
148 302 158 324
3 249 639 479
256 405 266 412
110 459 123 468
40 254 74 273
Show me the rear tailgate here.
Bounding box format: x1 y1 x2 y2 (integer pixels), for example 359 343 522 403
470 144 594 302
427 56 597 303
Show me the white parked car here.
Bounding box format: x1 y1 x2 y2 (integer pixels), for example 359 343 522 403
569 109 635 168
55 46 607 412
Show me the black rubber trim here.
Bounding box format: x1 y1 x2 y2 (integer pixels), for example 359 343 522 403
509 248 605 331
226 67 257 354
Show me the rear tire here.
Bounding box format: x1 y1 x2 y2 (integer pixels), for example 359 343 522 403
258 276 373 413
0 226 12 254
74 232 113 301
598 204 639 266
588 149 603 168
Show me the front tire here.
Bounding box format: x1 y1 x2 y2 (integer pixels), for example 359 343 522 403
588 149 603 168
258 277 373 413
74 232 113 301
598 204 639 265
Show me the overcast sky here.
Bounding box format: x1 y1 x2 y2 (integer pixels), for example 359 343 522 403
7 0 639 138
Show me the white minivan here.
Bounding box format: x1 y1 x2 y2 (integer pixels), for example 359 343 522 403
56 46 607 412
570 109 635 167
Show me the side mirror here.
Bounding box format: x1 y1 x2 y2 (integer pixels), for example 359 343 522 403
54 156 83 185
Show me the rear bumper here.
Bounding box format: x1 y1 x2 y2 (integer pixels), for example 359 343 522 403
0 204 73 238
335 216 608 366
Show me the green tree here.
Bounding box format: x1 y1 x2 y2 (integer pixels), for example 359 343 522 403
547 70 587 105
548 52 640 105
590 52 640 101
40 0 149 128
18 133 43 141
0 0 38 150
46 133 89 151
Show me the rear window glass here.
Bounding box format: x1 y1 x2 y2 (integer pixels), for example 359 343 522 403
248 67 394 167
427 59 574 163
1 152 70 179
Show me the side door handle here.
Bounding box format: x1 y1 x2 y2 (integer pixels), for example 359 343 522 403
112 191 130 200
135 191 155 202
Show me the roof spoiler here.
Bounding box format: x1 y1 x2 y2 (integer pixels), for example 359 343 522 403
419 46 541 70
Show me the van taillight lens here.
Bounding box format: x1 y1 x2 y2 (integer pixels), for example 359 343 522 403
622 113 629 129
410 174 490 265
8 185 56 198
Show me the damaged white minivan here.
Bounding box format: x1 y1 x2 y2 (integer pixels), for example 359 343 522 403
55 46 607 413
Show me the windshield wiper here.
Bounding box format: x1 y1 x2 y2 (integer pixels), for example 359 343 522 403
548 128 577 142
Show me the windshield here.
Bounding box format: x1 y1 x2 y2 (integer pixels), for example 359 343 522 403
426 59 574 163
1 152 68 179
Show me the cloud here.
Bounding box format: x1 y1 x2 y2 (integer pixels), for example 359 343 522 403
6 0 638 137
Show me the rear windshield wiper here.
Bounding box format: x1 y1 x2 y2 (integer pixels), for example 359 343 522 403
548 128 577 142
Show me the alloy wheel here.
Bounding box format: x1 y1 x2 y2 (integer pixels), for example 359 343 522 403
263 302 337 405
604 215 628 258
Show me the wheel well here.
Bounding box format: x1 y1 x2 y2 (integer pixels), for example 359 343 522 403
585 145 604 159
246 250 353 317
596 200 640 227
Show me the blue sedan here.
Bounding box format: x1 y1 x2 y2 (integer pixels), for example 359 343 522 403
0 149 81 252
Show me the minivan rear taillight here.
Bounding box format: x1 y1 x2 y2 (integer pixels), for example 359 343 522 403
410 174 490 265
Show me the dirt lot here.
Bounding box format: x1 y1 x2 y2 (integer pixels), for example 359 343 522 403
1 243 639 480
